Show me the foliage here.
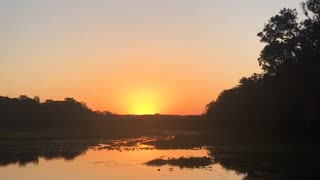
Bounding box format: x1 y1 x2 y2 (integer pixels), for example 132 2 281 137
0 95 202 139
205 0 320 142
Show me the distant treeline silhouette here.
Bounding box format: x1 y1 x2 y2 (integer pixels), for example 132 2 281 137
0 96 102 130
0 95 202 139
204 0 320 142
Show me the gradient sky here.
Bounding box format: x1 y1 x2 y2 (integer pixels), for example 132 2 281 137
1 0 301 114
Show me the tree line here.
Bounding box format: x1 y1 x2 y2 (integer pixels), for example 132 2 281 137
0 95 202 139
204 0 320 142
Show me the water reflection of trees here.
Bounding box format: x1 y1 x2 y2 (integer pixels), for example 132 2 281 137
208 144 320 179
0 140 97 166
0 137 167 167
145 142 320 178
145 137 320 178
2 137 320 179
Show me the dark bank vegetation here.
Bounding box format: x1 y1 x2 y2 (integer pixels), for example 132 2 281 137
204 0 320 143
0 96 202 139
145 156 213 169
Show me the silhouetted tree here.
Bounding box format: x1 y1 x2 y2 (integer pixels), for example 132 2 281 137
33 96 40 103
205 0 320 142
0 95 202 139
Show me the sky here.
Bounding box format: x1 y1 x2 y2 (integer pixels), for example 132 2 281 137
1 0 301 115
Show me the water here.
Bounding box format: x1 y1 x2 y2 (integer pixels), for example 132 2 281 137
0 137 245 180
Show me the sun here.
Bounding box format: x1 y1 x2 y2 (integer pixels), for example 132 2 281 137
127 87 162 115
133 101 157 115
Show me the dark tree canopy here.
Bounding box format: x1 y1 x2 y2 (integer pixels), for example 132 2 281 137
257 8 299 75
257 0 320 76
205 0 320 143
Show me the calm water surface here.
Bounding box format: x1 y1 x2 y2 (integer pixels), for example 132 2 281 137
0 137 245 180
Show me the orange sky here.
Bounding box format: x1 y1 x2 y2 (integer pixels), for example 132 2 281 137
0 0 301 114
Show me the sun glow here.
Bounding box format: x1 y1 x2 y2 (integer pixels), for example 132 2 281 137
132 101 157 115
125 86 167 115
131 93 159 115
